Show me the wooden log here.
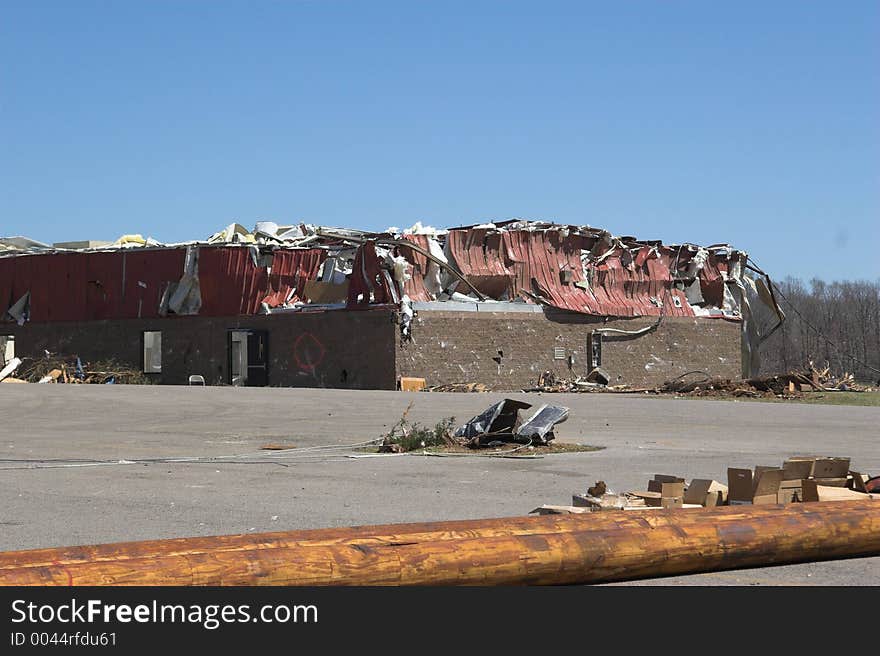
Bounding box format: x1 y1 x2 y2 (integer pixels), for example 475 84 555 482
0 501 877 586
0 503 829 571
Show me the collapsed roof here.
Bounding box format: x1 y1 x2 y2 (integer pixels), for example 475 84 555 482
1 219 764 322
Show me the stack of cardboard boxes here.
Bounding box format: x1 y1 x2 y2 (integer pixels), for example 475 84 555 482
727 456 870 505
531 456 875 515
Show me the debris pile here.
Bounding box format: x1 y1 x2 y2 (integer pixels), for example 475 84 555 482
3 355 153 385
379 399 570 452
453 399 568 447
660 365 876 397
532 455 878 514
524 363 876 397
525 370 627 393
807 363 873 391
426 383 490 393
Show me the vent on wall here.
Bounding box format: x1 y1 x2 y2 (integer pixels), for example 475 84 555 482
553 347 566 360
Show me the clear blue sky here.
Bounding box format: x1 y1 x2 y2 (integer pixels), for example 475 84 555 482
2 1 877 281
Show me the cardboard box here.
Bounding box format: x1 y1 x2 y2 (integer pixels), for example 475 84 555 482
653 474 685 483
728 468 754 504
728 467 783 505
643 481 684 508
684 479 728 507
630 491 662 507
802 480 876 503
783 459 815 480
660 481 684 498
648 475 684 493
399 377 426 392
777 479 803 504
753 468 784 505
812 457 850 479
303 280 350 304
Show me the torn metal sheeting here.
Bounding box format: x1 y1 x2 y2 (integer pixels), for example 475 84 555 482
454 399 568 446
453 399 532 440
514 404 569 445
2 220 776 327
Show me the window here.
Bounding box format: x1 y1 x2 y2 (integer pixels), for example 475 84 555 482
143 331 162 373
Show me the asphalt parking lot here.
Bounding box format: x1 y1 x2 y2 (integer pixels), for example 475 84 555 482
1 384 877 585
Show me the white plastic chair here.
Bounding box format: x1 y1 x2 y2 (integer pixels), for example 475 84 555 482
188 375 206 386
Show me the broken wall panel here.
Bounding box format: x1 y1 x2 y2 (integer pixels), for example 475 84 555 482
397 234 434 302
445 227 711 318
197 247 327 315
347 242 396 308
446 228 515 299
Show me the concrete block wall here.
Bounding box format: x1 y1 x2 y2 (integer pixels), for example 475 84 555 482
396 310 742 390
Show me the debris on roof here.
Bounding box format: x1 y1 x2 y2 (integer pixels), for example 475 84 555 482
0 220 781 352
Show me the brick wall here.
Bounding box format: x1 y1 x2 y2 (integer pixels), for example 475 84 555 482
6 309 397 389
6 307 741 391
396 310 742 390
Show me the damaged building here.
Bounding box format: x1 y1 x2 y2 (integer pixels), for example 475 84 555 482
0 220 782 390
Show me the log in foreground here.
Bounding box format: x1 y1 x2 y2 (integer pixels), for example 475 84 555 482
1 501 878 585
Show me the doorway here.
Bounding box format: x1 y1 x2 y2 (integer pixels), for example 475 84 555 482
227 330 269 386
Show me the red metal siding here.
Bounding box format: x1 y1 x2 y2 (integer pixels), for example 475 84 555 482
1 246 326 322
190 247 327 316
0 249 186 322
398 235 433 302
448 228 698 317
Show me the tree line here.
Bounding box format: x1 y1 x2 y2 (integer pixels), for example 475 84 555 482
756 278 880 383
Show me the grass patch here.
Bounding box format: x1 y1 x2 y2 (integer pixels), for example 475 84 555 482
667 390 880 407
383 416 458 452
763 391 880 407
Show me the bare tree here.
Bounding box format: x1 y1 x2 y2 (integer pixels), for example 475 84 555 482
756 277 880 383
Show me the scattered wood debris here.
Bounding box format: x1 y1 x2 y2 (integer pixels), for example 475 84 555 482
426 382 490 393
534 455 877 514
523 363 875 397
13 355 153 385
